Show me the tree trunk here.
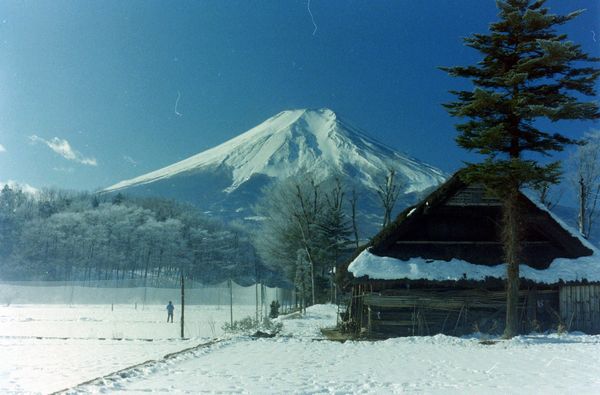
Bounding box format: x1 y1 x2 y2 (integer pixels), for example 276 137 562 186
255 282 259 324
351 189 360 248
503 191 521 339
579 176 586 236
229 279 233 326
310 259 315 306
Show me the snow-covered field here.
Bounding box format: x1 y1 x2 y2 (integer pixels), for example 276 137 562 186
2 303 600 394
0 303 261 394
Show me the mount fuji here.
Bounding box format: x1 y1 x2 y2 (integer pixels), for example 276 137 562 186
104 108 446 234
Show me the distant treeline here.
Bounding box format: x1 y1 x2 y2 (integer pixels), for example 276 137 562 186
0 186 271 285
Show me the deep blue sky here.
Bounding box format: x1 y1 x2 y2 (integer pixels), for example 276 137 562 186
0 0 598 193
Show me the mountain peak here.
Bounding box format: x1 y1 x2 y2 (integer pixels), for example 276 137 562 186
104 109 445 195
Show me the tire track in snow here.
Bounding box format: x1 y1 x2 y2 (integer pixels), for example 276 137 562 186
50 338 231 394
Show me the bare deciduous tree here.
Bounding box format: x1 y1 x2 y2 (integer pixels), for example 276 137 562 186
350 188 359 248
572 131 600 239
376 168 401 228
532 181 563 210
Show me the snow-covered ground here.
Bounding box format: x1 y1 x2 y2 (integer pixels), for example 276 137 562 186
0 303 261 394
2 303 600 394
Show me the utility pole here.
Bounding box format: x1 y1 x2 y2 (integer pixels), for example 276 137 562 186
229 278 233 326
180 274 185 339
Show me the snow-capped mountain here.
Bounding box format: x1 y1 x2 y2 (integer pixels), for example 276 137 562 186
104 108 445 232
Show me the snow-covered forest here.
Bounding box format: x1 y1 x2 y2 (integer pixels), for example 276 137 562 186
0 185 267 285
0 173 373 302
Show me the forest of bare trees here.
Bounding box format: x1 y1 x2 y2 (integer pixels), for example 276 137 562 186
0 186 268 286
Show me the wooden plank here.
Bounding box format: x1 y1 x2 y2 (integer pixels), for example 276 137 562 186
587 285 596 333
373 320 416 327
576 286 581 330
581 286 586 331
595 286 600 332
527 288 537 323
570 286 575 329
591 286 596 332
577 286 585 331
591 286 597 332
584 286 591 332
559 286 566 324
569 286 574 330
570 286 575 331
581 285 590 332
587 286 592 332
572 286 578 331
564 286 573 329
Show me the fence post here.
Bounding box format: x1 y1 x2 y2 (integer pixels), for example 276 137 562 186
180 274 185 339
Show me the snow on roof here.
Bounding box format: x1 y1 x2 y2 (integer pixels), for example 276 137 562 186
348 248 600 284
347 187 600 284
523 190 600 254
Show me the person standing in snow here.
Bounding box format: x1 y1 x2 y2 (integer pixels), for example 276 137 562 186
166 301 174 323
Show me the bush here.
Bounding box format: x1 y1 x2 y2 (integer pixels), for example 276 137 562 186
222 316 283 335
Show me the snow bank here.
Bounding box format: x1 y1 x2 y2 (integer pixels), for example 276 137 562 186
275 304 339 338
348 249 600 283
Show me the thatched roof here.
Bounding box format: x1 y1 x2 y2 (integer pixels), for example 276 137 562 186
338 170 596 288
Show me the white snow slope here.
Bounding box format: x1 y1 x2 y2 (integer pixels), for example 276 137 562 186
104 108 445 195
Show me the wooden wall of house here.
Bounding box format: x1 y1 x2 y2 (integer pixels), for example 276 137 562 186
348 287 562 338
560 285 600 334
346 284 600 337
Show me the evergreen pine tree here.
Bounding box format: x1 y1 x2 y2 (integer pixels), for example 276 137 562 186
442 0 599 338
318 178 354 302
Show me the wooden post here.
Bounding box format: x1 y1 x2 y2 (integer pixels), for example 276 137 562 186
559 287 564 323
592 285 600 333
579 176 586 236
262 283 267 320
229 279 233 326
180 274 185 339
368 306 372 336
260 283 264 321
527 288 537 330
310 259 316 307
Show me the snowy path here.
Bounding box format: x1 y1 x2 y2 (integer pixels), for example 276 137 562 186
69 305 600 395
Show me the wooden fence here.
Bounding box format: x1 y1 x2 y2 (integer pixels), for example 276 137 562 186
560 285 600 334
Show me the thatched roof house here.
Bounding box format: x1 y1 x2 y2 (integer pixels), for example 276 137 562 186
340 171 600 337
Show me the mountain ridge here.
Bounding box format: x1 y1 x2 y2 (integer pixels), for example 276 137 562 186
103 108 446 234
105 108 445 195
